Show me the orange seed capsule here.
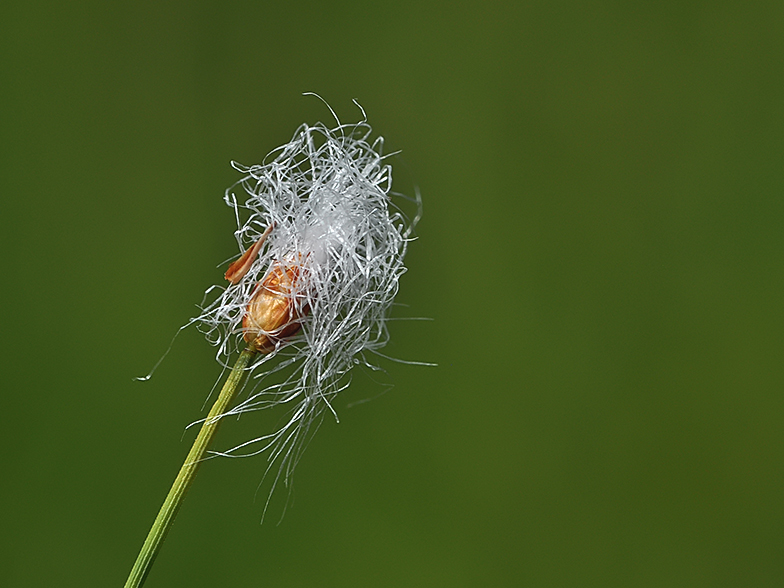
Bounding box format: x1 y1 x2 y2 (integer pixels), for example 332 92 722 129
242 263 307 353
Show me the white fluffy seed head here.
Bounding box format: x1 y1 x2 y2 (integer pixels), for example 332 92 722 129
193 104 418 500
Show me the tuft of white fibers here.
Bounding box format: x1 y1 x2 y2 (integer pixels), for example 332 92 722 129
193 101 419 504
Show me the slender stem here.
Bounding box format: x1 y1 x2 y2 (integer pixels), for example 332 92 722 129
124 348 257 588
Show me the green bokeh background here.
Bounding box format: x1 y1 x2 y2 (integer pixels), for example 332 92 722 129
2 2 783 586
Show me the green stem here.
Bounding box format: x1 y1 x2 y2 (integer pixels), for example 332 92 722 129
124 347 257 588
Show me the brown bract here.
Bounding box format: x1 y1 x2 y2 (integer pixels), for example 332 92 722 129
224 225 274 285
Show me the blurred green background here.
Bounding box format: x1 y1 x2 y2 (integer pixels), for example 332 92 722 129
2 1 783 586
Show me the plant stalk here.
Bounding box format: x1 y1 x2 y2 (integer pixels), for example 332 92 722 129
123 347 257 588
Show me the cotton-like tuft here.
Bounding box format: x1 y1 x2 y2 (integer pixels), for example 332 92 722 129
194 103 418 497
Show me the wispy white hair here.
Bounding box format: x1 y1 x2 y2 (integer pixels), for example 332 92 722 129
194 101 418 502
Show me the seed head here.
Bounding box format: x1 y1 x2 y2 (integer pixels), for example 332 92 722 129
193 102 418 498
